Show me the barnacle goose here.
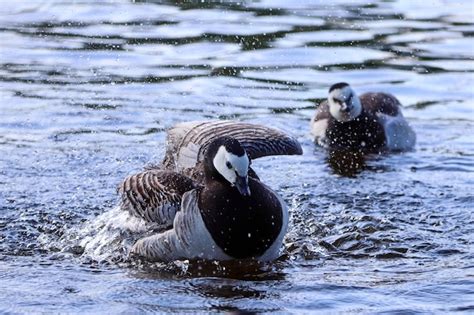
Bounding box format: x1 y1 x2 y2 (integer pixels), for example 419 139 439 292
311 82 416 153
119 120 302 262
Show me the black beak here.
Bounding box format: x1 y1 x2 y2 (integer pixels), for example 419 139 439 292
235 175 251 196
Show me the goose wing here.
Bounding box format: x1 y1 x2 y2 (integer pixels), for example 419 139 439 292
360 92 401 117
119 170 196 226
130 189 231 262
162 120 302 171
360 93 415 151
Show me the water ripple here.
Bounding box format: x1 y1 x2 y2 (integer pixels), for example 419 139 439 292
1 0 473 313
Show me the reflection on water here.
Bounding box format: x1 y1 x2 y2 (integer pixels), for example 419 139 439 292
326 149 367 177
1 0 473 313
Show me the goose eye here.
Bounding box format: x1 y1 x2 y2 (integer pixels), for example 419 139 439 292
226 161 232 169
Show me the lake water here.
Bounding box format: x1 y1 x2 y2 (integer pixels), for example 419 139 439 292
1 0 473 313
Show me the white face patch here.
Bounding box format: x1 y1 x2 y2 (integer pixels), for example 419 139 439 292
328 85 362 122
213 146 249 185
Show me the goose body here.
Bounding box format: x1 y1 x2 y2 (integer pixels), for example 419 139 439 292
311 83 416 153
119 121 301 262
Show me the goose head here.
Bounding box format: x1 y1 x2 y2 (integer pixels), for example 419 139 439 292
204 136 251 196
327 82 362 122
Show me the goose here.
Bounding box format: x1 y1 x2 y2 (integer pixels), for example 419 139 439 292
310 82 416 153
119 121 302 262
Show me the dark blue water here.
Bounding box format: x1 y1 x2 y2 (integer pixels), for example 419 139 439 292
1 1 473 313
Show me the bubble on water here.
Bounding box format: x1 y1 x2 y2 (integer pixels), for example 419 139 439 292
47 206 164 264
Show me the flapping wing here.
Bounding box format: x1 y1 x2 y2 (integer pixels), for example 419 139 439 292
118 170 196 225
162 120 302 171
360 92 401 117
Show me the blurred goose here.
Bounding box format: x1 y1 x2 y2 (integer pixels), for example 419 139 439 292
119 121 302 262
310 82 416 152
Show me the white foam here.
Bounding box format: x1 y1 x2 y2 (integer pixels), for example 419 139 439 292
78 207 143 262
50 206 162 263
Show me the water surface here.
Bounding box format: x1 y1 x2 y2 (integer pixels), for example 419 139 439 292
1 0 473 313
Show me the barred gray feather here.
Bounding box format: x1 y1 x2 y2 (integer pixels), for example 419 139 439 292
118 170 195 225
130 190 231 262
162 120 302 171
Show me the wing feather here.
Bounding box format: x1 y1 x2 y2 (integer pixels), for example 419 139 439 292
118 170 196 226
360 92 401 116
130 190 230 262
162 120 302 171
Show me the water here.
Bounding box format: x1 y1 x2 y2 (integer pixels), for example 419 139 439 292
1 0 473 313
